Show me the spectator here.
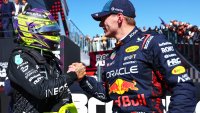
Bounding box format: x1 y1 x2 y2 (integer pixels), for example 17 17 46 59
142 26 147 32
13 0 22 16
101 35 107 51
22 0 31 12
93 34 100 51
0 0 15 37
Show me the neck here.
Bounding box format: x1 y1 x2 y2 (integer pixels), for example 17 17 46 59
115 25 135 41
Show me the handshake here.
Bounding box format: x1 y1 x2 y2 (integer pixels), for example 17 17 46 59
67 62 86 81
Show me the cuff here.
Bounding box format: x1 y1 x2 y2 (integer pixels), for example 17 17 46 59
66 72 78 81
79 76 87 84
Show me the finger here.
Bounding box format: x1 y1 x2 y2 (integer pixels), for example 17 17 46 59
81 62 86 66
72 62 80 65
68 65 75 68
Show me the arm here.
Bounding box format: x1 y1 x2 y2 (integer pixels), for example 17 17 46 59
147 34 196 113
79 75 111 102
69 63 111 102
11 2 15 15
7 51 77 99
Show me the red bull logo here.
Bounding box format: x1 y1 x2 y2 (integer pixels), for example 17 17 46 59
109 79 138 95
114 94 147 107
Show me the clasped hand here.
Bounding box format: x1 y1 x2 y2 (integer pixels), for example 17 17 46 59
67 62 86 81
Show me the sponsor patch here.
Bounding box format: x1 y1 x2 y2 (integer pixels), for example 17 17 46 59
136 36 145 42
124 54 136 61
178 74 191 83
107 61 115 67
106 65 138 78
110 52 116 60
125 46 139 53
123 61 136 66
45 83 69 97
129 30 138 38
161 46 174 53
164 54 176 59
113 94 147 107
158 42 172 47
172 66 186 75
109 78 138 95
143 36 154 49
20 65 29 72
15 55 23 65
167 58 181 67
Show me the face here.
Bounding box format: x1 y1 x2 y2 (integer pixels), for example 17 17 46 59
22 0 27 4
99 14 119 38
3 0 8 4
14 0 19 4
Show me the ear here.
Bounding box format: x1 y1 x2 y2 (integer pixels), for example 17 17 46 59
117 13 124 23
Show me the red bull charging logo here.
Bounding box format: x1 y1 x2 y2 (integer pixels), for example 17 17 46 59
109 79 138 95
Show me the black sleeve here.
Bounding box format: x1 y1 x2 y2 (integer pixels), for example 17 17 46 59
7 51 77 99
12 2 15 12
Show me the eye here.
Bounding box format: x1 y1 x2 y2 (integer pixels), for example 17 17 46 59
40 32 60 36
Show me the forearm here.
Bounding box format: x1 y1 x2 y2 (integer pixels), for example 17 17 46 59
168 82 196 113
79 76 111 102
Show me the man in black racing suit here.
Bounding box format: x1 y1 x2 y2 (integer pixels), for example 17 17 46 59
6 8 85 113
70 0 197 113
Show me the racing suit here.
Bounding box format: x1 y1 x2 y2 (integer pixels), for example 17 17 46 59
79 27 196 113
6 46 77 113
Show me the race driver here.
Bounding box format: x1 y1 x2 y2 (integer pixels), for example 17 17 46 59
69 0 197 113
6 8 85 113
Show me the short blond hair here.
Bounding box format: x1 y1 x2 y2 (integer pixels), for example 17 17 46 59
124 16 136 26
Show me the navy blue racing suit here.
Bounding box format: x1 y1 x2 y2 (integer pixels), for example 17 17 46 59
79 27 196 113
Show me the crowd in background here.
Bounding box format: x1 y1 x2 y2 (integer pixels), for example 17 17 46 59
138 21 200 45
165 20 200 44
79 20 200 53
0 0 31 38
87 35 116 52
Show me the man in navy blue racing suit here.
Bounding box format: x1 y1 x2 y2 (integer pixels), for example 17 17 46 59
6 8 85 113
70 0 197 113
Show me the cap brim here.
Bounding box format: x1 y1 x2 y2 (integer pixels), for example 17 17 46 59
91 12 111 21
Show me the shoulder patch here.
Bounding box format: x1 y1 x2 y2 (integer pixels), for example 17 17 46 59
125 46 139 53
110 51 116 60
14 55 23 65
142 34 154 49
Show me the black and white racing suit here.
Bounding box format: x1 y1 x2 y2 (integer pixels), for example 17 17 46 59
7 46 77 113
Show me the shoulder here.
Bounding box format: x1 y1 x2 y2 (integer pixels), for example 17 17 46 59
142 32 169 50
8 2 14 6
10 48 33 61
9 47 41 65
27 4 31 7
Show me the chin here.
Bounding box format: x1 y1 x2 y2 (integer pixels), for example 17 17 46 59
104 32 109 36
105 33 113 38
